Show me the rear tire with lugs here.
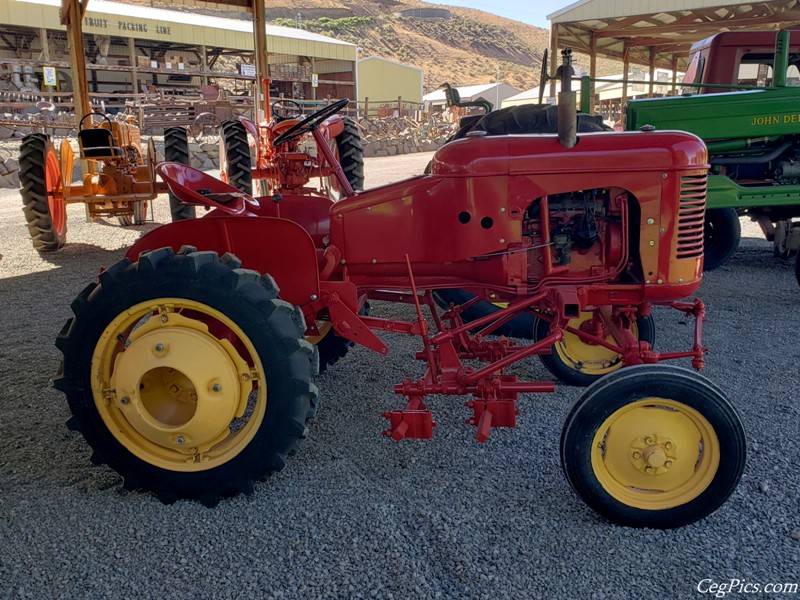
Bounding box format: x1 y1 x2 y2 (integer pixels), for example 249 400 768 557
55 247 318 506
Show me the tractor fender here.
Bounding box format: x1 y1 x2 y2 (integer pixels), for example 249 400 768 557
125 216 320 308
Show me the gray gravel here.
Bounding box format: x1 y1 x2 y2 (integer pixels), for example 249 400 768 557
1 152 799 599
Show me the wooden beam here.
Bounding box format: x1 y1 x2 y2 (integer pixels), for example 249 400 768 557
648 47 655 97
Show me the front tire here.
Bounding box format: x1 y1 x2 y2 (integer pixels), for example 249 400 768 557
55 247 318 506
560 365 746 528
164 127 195 221
19 133 66 251
703 208 740 271
534 310 656 386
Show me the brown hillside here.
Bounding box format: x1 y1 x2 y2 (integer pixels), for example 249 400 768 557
144 0 620 93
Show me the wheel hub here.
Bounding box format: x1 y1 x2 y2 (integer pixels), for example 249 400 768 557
629 433 677 475
110 313 250 454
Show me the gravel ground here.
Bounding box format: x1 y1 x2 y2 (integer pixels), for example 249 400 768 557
1 152 798 599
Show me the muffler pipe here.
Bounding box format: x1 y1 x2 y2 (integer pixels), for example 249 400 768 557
557 48 577 149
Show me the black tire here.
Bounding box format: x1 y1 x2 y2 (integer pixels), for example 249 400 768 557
220 119 252 196
334 117 364 192
560 364 746 528
534 311 656 387
314 302 370 372
117 201 148 226
164 127 196 221
54 247 318 506
795 251 800 288
432 289 535 338
19 133 66 251
703 208 740 271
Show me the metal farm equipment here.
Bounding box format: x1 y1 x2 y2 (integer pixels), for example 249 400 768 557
55 76 746 528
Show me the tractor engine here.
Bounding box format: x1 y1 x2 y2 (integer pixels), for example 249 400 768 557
522 187 624 282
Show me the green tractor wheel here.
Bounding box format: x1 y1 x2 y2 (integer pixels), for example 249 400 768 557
703 208 740 271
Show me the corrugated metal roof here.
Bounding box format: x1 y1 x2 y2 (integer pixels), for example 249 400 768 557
17 0 355 46
548 0 745 23
546 0 800 71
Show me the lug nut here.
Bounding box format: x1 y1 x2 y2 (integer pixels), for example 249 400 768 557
119 396 129 405
154 343 165 352
176 436 185 445
632 451 641 459
160 315 168 323
212 384 222 392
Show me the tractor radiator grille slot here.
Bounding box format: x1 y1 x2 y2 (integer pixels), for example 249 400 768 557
676 174 707 259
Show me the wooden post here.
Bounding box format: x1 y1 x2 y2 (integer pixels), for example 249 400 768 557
64 0 90 125
201 45 208 86
364 96 369 119
671 54 678 95
39 28 50 61
648 47 656 97
621 42 630 110
309 57 316 101
589 32 597 113
398 95 402 116
128 37 137 94
549 23 559 100
252 0 270 121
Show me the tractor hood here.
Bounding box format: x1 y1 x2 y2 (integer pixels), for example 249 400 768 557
430 131 708 177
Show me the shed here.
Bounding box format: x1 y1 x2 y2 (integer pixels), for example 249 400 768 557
357 56 424 108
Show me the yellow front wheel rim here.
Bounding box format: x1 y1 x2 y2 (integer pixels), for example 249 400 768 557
91 298 266 472
591 398 720 510
554 312 638 376
306 321 333 345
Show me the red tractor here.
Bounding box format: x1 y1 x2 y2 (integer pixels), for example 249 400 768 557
55 94 746 528
218 99 364 201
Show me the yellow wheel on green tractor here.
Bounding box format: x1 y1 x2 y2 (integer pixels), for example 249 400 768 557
535 310 655 386
55 247 318 505
560 365 746 528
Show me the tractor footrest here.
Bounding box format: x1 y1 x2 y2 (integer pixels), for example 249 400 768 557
382 410 435 441
466 400 519 443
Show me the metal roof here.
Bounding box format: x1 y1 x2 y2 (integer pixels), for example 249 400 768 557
423 83 518 102
547 0 800 71
11 0 355 57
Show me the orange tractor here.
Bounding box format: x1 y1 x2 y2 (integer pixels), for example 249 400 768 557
18 116 193 251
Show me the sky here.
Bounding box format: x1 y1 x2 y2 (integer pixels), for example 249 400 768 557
424 0 579 28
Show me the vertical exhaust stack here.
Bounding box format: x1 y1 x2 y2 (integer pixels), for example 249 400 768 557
557 48 577 149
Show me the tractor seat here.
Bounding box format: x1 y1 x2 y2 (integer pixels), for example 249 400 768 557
78 128 123 159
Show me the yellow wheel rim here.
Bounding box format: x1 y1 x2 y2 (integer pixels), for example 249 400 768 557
91 298 266 472
591 398 720 510
554 312 638 376
306 321 332 346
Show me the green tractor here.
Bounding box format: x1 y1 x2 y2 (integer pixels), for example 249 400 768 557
620 30 800 274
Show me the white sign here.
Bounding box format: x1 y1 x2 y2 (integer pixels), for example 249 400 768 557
240 63 256 78
311 73 318 88
43 66 57 87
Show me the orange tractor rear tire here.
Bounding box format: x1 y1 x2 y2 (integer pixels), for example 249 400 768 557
164 127 196 221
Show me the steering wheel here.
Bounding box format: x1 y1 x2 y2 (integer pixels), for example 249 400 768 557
271 99 304 119
272 98 349 147
79 112 112 131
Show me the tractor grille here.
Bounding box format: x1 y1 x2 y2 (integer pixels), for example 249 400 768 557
675 174 707 259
